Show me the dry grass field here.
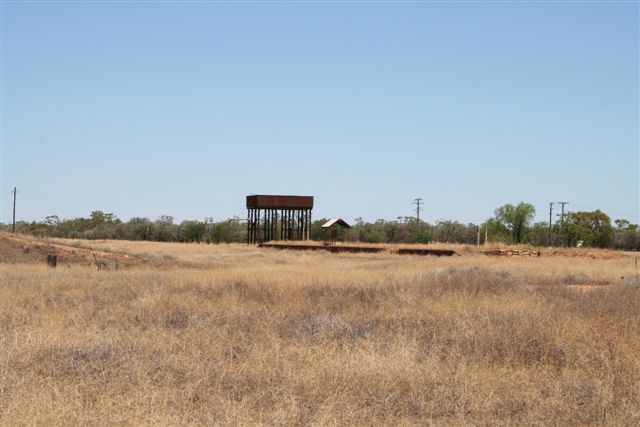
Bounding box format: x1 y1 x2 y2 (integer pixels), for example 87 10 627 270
1 233 639 426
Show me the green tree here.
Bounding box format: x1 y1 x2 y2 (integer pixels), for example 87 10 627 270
44 215 61 228
43 215 61 237
563 210 614 248
614 219 637 231
24 220 50 237
494 203 535 244
310 218 331 241
210 222 230 244
611 218 638 250
529 222 555 247
127 217 154 240
363 230 385 244
154 215 178 241
484 218 511 243
433 220 475 244
182 221 205 243
408 222 432 244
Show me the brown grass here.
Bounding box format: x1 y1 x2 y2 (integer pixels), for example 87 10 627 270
1 236 639 425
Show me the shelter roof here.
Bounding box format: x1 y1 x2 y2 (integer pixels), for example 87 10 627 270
321 218 352 229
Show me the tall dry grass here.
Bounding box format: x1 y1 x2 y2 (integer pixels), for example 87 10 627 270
1 242 639 425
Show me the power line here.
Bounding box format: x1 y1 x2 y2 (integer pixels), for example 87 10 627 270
413 198 423 223
557 201 569 248
557 201 569 223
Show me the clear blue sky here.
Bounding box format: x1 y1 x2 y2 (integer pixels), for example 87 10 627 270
1 1 638 225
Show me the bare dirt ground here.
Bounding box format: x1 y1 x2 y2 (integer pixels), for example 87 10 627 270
0 233 142 267
256 239 632 259
0 233 199 269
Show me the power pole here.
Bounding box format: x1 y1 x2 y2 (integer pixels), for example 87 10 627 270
413 198 423 223
12 187 17 234
557 202 569 222
557 202 569 248
548 202 554 246
484 223 488 245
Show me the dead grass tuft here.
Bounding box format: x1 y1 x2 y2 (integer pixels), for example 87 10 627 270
1 241 638 425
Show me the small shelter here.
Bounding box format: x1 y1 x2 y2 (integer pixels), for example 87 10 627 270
321 218 352 244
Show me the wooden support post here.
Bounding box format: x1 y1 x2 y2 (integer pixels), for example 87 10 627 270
280 209 283 241
263 209 266 242
286 210 290 240
47 253 57 268
251 209 254 244
299 210 303 240
247 209 251 244
264 209 267 242
302 210 306 241
299 210 302 241
256 209 261 243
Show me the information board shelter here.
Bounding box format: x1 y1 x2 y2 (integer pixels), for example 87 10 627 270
246 195 313 244
321 218 352 244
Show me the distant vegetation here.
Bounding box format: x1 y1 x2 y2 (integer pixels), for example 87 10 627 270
3 203 638 250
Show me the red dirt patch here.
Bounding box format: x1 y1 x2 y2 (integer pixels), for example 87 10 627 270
565 284 611 294
0 233 142 268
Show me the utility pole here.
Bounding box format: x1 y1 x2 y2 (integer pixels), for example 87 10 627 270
548 202 554 247
557 202 569 222
557 202 569 248
484 223 488 245
413 198 423 223
12 187 17 234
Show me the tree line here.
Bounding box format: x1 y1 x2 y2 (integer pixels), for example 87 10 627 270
3 203 638 250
